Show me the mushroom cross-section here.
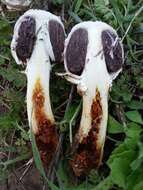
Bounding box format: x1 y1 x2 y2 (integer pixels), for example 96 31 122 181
63 21 124 177
11 9 65 166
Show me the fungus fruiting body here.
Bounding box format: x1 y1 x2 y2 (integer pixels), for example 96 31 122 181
11 9 65 166
63 21 124 176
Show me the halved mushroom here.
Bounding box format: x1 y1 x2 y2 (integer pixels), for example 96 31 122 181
63 21 123 176
11 9 65 166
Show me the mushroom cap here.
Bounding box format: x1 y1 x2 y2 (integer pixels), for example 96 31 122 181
64 21 124 81
11 9 65 65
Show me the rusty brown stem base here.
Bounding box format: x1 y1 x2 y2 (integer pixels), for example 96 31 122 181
70 89 103 177
32 79 59 168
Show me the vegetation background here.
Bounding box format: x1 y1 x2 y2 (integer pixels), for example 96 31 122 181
0 0 143 190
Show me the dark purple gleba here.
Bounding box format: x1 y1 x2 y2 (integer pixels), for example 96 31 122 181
65 28 88 75
102 30 123 73
16 16 36 63
49 20 65 62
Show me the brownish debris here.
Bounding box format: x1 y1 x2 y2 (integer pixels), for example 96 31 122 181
70 89 102 177
32 79 59 166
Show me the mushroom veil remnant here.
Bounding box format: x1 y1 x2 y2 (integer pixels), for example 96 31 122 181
63 21 124 176
11 9 65 166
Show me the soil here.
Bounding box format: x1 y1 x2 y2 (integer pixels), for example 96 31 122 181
0 164 43 190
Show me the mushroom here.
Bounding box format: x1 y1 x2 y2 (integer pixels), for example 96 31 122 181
11 9 65 165
1 0 32 10
62 21 124 176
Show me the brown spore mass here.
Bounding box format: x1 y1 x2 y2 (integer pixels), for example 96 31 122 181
70 89 102 177
102 30 123 73
32 79 59 166
49 20 65 62
16 16 36 63
65 28 88 75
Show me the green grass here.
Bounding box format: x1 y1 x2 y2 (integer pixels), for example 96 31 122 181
0 0 143 189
